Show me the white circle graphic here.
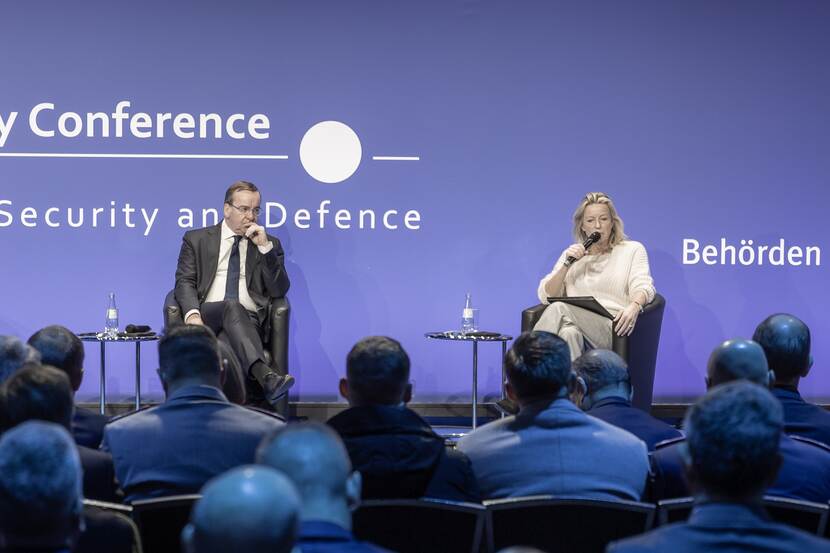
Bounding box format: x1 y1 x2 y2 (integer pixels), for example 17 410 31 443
299 121 362 184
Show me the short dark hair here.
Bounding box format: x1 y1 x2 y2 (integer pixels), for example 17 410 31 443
224 180 259 204
28 325 85 391
752 313 811 381
504 331 572 400
0 421 82 541
685 381 782 498
0 335 40 385
158 325 221 382
346 336 410 405
0 364 74 432
573 349 630 395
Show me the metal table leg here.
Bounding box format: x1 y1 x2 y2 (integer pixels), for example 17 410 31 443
99 341 107 415
135 342 141 411
472 341 478 429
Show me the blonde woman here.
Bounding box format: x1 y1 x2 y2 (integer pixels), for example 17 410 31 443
535 192 656 360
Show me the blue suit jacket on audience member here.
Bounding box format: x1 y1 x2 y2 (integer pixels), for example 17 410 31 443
457 398 649 501
607 502 830 552
102 385 283 503
652 434 830 503
73 405 108 449
585 396 682 451
298 521 392 553
773 386 830 447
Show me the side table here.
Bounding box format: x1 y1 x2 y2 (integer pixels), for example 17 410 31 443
78 334 159 414
425 331 512 429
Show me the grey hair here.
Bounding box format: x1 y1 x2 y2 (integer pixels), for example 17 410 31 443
0 335 41 385
573 349 630 395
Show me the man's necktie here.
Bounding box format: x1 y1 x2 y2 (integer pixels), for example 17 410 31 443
224 235 243 300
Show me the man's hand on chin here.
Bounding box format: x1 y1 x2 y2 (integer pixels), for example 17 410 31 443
244 223 269 247
186 313 205 326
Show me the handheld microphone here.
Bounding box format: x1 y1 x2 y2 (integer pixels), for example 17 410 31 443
564 231 601 267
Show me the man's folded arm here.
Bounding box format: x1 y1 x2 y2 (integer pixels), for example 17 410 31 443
174 235 201 317
261 237 290 298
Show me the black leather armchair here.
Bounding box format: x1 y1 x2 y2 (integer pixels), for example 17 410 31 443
521 294 665 412
163 291 290 411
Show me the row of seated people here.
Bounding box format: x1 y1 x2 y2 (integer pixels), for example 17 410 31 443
0 313 829 551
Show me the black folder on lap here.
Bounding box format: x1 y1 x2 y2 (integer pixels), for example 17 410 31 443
546 296 614 319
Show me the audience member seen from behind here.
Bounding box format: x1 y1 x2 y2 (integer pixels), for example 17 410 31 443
0 335 40 384
102 324 284 502
0 364 120 502
28 325 108 448
572 349 681 450
257 421 392 553
182 465 300 553
327 336 480 502
652 339 830 503
0 421 83 553
609 382 830 553
457 331 649 500
753 313 830 446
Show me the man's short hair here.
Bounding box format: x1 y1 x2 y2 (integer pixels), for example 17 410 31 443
185 466 299 553
224 180 259 204
346 336 410 404
685 381 782 498
573 349 630 395
504 331 572 400
0 335 41 385
158 325 221 382
28 325 85 391
0 421 82 541
752 313 811 381
0 364 74 432
257 421 352 503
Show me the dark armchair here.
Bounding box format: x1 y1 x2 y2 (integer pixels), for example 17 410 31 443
522 294 665 411
163 291 290 410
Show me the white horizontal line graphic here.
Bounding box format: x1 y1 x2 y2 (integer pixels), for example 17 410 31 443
372 156 420 161
0 152 289 160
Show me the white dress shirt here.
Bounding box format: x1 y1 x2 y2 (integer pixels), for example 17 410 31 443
185 220 274 322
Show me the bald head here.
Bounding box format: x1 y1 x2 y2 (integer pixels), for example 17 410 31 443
184 466 299 553
257 422 360 526
706 339 771 388
752 313 811 383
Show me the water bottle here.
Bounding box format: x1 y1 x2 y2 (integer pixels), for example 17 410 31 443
104 292 119 339
461 293 475 333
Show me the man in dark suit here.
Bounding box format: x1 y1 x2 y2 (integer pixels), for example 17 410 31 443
457 331 649 501
0 364 120 502
609 381 830 553
573 349 682 450
175 180 292 409
327 336 480 502
258 422 392 552
102 324 284 503
753 313 830 446
27 325 108 448
652 339 830 503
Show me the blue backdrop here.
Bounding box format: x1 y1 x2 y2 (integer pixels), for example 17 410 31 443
1 0 828 403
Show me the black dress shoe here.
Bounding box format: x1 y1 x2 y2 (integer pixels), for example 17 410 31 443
262 373 295 407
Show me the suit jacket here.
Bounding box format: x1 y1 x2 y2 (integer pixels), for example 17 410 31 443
327 405 480 503
586 396 683 451
608 502 830 553
79 445 121 503
174 223 289 332
773 386 830 447
652 434 830 503
76 504 140 553
73 405 108 449
102 385 284 503
457 398 649 500
298 521 392 553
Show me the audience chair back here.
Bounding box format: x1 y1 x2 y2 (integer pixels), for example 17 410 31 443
485 496 655 553
78 500 141 553
353 498 486 553
658 496 829 535
521 294 666 411
131 494 200 553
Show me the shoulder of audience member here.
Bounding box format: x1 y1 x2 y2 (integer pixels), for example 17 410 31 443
456 417 514 450
587 411 650 450
653 436 685 450
789 434 830 454
104 404 158 427
241 404 286 423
